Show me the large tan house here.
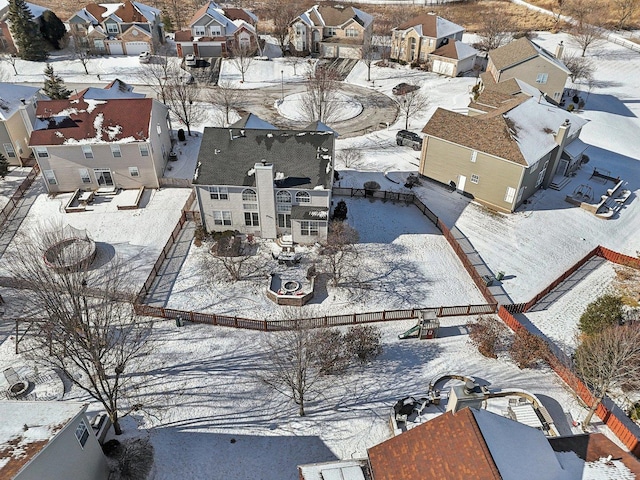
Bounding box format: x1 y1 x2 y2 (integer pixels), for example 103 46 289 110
194 115 335 244
67 0 164 55
391 13 476 76
174 1 258 58
0 401 109 480
0 83 43 167
485 37 570 104
289 4 373 59
419 81 588 213
29 97 171 193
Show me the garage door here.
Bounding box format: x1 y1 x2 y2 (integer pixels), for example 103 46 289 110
107 41 124 55
125 42 149 55
432 59 454 77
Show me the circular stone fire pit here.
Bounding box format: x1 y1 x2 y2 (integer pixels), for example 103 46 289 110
8 380 30 397
282 280 300 294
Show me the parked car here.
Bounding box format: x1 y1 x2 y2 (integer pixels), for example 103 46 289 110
185 54 197 67
396 130 423 150
392 83 420 95
138 51 150 64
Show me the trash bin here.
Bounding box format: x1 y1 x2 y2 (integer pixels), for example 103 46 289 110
496 271 505 281
175 316 184 327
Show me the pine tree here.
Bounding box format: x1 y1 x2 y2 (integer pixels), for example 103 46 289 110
0 153 9 179
40 10 66 50
43 64 71 99
7 0 48 61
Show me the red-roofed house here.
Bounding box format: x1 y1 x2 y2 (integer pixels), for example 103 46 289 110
67 0 164 55
174 1 258 58
390 13 477 77
29 97 171 193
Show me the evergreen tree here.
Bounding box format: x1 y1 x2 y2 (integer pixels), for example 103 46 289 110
40 10 66 49
43 64 71 99
161 12 174 33
7 0 48 61
0 153 9 179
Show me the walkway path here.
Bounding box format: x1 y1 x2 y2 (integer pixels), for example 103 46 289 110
143 220 196 308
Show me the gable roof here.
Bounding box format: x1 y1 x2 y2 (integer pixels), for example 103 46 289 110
188 1 237 34
0 401 87 479
430 39 477 61
423 92 587 167
396 13 464 39
223 6 257 24
231 113 276 130
71 79 145 100
297 5 373 29
30 98 156 146
72 1 159 25
368 408 501 479
194 126 334 189
489 37 570 74
0 83 41 121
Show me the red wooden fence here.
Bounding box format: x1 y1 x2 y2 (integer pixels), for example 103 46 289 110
0 164 40 229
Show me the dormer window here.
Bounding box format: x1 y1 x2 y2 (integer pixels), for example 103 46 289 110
194 26 205 36
106 23 119 35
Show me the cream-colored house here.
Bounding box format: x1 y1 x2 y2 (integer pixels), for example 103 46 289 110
419 82 588 213
0 83 43 167
174 1 258 58
0 401 109 480
485 37 570 104
29 97 171 193
194 115 335 244
67 0 163 55
289 4 373 59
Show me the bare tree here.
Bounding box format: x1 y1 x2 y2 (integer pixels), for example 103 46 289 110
283 55 304 76
564 0 604 28
165 76 205 136
614 0 639 30
72 40 93 75
397 88 429 130
1 45 19 75
260 315 325 417
206 233 262 282
562 52 595 83
573 324 640 430
336 147 364 169
475 15 512 52
137 45 176 104
206 80 246 126
300 63 341 123
7 224 154 435
262 0 302 55
360 39 376 82
571 22 605 57
321 220 359 287
229 43 256 83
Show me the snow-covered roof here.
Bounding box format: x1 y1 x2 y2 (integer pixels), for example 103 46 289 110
299 459 368 480
99 2 123 20
0 83 41 121
132 0 160 22
73 79 145 100
396 13 464 39
490 37 570 75
431 39 477 61
230 113 276 130
191 1 237 34
296 5 373 29
231 19 255 33
0 401 86 478
505 96 588 167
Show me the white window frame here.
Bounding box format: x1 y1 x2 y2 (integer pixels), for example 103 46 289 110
470 151 477 163
244 211 259 226
295 191 310 203
209 186 229 200
3 143 16 158
157 123 162 135
346 27 358 38
43 169 57 185
213 210 232 226
210 26 221 36
327 27 336 37
34 146 49 158
79 168 91 184
504 186 516 203
300 220 319 236
82 145 93 159
106 22 119 35
75 420 89 448
242 188 257 202
139 144 150 157
277 213 291 228
128 166 140 177
194 26 205 36
110 145 121 158
470 174 479 184
536 73 548 84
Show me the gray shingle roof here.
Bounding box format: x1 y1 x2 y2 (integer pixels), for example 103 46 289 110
291 205 329 220
195 127 334 188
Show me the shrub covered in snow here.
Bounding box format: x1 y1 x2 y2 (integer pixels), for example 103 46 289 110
466 316 507 359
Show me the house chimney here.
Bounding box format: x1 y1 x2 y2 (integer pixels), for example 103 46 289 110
20 98 26 105
545 119 572 188
555 119 571 146
555 41 564 59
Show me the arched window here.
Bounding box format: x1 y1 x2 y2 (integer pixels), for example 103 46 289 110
276 191 291 204
242 189 257 202
295 191 310 203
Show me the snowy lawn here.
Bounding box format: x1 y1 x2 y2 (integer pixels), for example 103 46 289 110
0 187 192 290
167 197 486 318
0 167 31 211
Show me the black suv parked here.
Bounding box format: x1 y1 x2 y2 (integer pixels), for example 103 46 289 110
396 130 423 150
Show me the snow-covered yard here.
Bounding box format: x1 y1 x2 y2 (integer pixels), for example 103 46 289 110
167 197 486 318
0 167 31 212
